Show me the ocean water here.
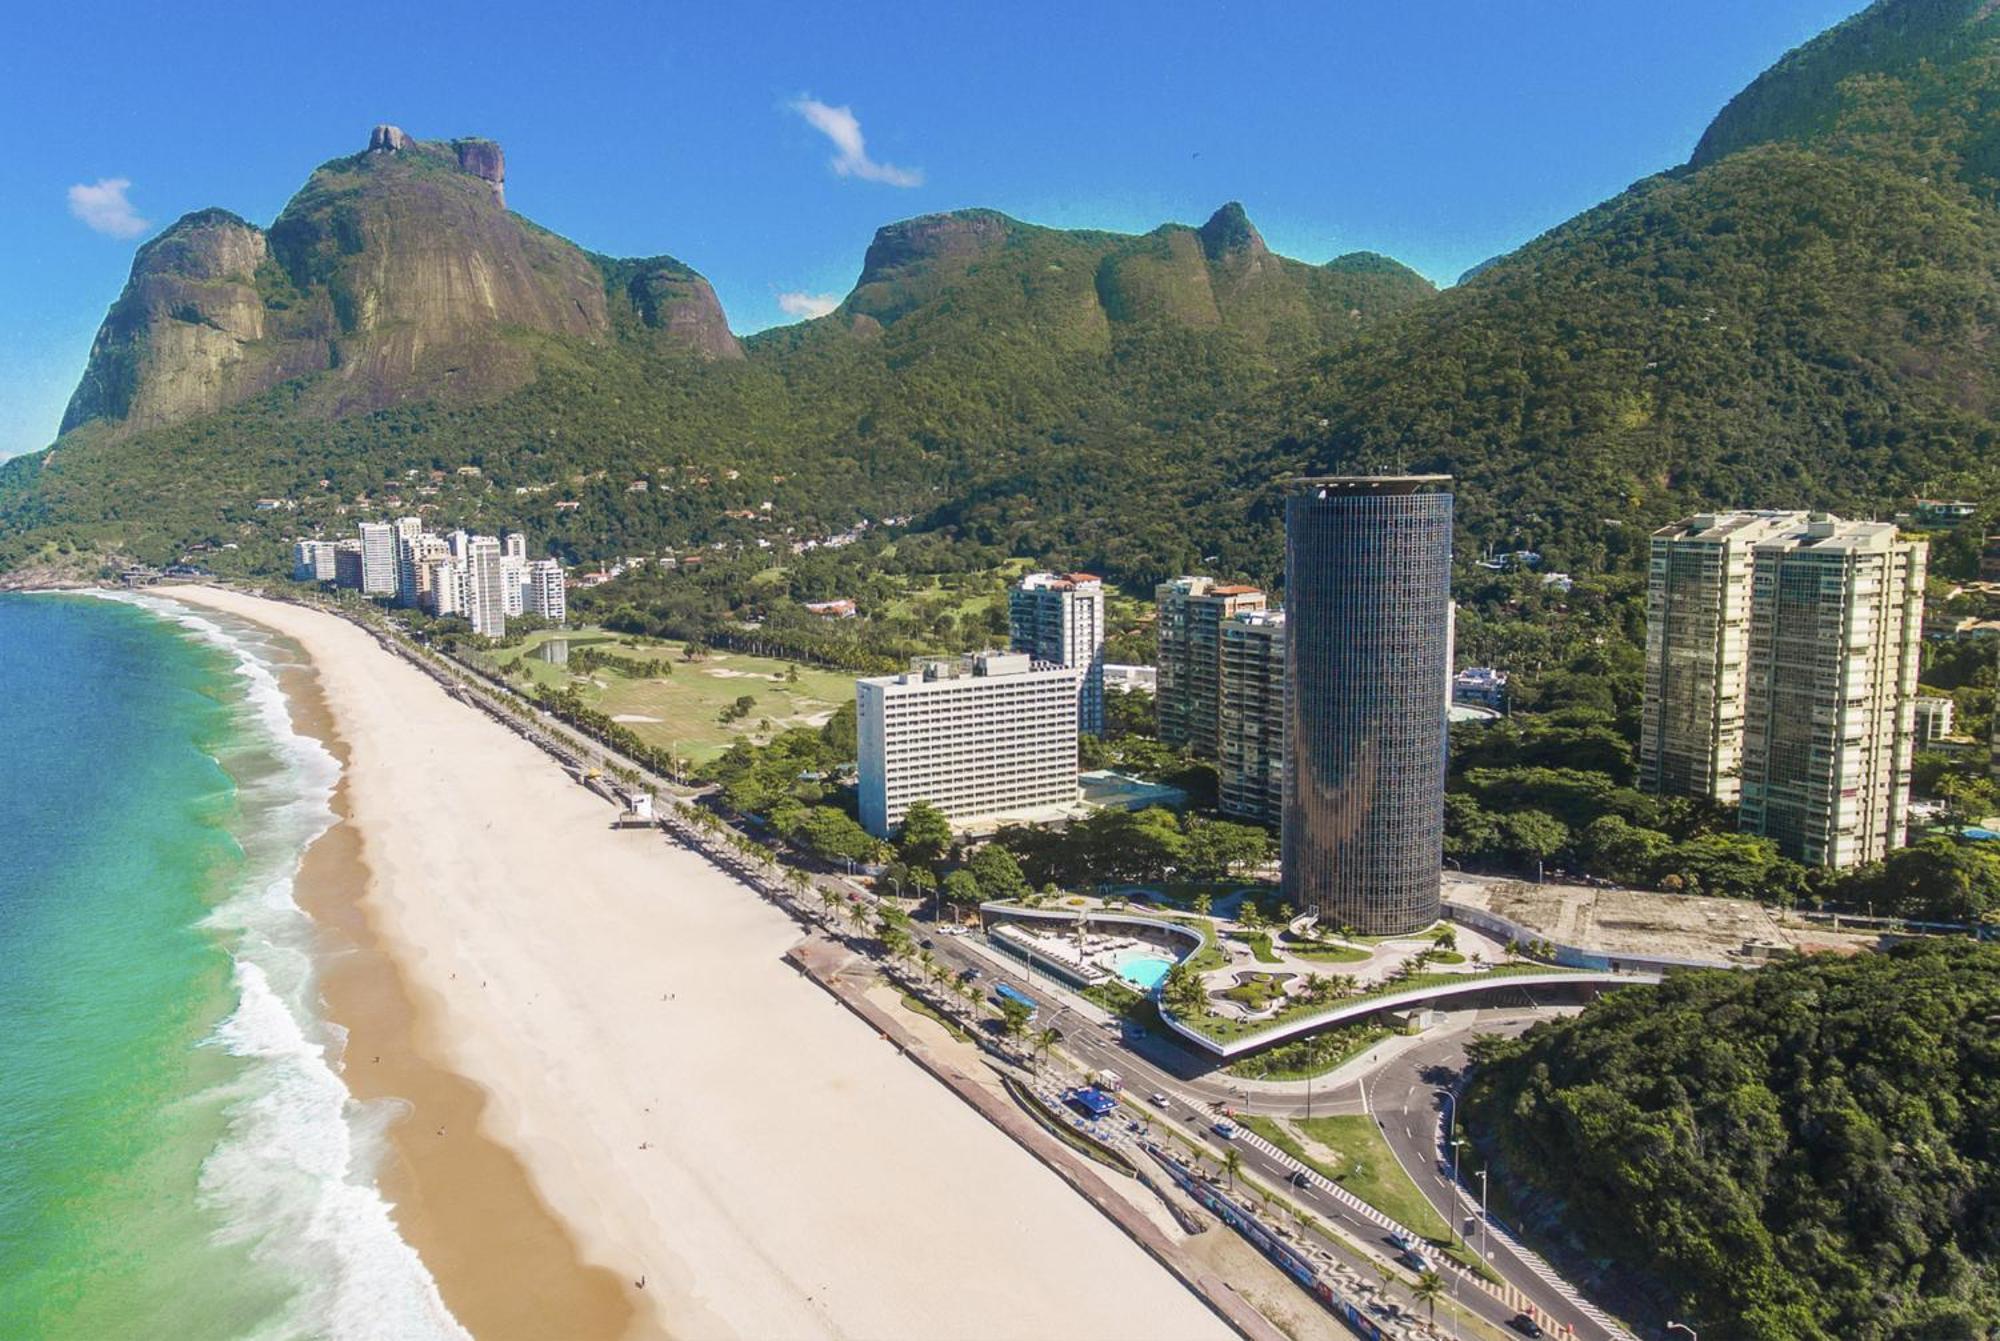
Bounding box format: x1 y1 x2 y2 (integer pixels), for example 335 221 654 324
0 593 466 1341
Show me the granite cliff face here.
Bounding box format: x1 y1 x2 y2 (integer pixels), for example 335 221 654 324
61 209 295 431
62 126 741 436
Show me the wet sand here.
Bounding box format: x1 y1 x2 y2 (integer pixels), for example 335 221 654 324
280 664 638 1339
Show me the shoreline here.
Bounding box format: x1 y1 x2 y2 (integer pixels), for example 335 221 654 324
277 659 637 1339
157 586 1233 1341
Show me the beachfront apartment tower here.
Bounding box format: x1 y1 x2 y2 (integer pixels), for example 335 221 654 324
527 559 567 625
293 540 338 582
465 536 507 638
1282 477 1453 936
1157 577 1268 758
1641 511 1812 802
358 522 399 597
856 652 1081 837
391 517 424 605
1219 608 1286 826
397 533 449 610
1738 518 1925 868
1009 572 1107 735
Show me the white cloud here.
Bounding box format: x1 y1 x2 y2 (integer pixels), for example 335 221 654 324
67 177 149 239
788 97 923 187
777 291 842 320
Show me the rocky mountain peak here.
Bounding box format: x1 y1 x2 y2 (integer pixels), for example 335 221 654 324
369 124 414 154
857 210 1011 287
1197 202 1267 263
451 137 506 206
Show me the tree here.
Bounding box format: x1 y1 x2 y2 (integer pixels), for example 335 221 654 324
898 801 953 867
1221 1147 1243 1189
1499 809 1569 872
1032 1026 1061 1073
998 997 1033 1046
1161 963 1207 1018
940 868 983 918
1192 892 1214 918
1412 1269 1446 1327
966 843 1029 901
1181 817 1272 880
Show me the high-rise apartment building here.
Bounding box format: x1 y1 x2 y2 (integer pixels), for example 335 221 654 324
424 558 464 618
464 535 507 638
1009 572 1106 735
357 522 399 596
526 559 567 624
334 539 364 590
1219 609 1286 826
1156 577 1267 757
1282 477 1453 936
293 540 338 582
503 530 528 563
500 555 527 617
398 533 449 609
1641 511 1811 801
1738 518 1925 868
391 517 424 605
856 652 1080 837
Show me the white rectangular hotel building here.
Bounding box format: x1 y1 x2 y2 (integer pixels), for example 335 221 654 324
857 651 1081 837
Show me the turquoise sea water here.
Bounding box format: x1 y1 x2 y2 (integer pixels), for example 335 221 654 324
0 594 464 1341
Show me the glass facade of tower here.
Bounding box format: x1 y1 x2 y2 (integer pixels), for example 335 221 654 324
1282 478 1452 935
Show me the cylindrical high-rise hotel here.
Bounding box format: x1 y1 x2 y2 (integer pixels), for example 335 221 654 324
1282 476 1453 935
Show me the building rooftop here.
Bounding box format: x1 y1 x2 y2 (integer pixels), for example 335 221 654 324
1651 509 1814 543
1287 474 1452 494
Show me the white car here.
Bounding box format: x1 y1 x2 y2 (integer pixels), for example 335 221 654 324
1148 1092 1169 1108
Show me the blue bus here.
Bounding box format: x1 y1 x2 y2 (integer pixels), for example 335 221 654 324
993 982 1039 1021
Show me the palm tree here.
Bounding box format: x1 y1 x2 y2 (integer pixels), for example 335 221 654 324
1031 1026 1061 1073
1221 1148 1243 1189
1411 1268 1446 1329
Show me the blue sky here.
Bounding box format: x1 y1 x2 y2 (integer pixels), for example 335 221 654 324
2 0 1866 459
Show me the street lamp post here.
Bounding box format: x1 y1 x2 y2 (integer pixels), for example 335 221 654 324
1667 1325 1699 1341
1477 1167 1490 1266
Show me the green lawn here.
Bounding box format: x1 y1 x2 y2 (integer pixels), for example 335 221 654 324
1224 1024 1388 1080
487 626 855 762
1245 932 1282 964
1175 963 1578 1043
1286 940 1370 963
1219 973 1294 1010
1293 1115 1452 1239
899 992 971 1042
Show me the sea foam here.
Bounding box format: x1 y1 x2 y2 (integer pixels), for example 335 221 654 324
108 594 469 1341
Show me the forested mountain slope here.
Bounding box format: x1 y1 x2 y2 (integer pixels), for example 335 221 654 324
8 0 2000 588
1465 943 2000 1340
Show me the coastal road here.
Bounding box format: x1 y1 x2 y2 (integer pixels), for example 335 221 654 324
937 936 1623 1341
1361 1024 1629 1341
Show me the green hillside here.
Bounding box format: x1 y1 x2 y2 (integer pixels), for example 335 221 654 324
1465 942 2000 1340
9 1 2000 591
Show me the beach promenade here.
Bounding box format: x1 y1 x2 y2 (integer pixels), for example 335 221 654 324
159 586 1232 1341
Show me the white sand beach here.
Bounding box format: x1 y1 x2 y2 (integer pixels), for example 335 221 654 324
160 586 1230 1341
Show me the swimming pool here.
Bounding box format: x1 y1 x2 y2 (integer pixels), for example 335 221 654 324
1116 954 1175 991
